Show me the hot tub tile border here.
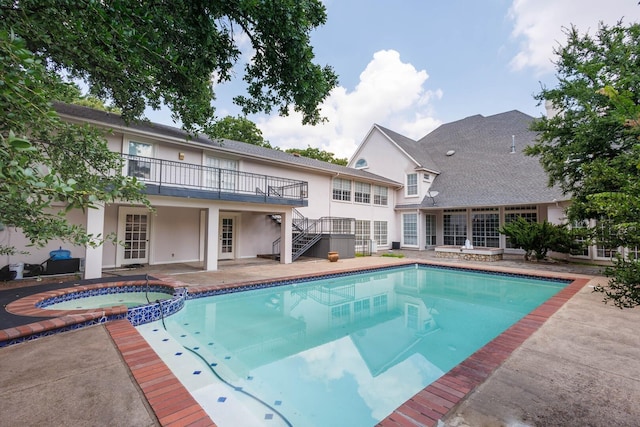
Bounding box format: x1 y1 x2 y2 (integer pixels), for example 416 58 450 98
1 280 185 347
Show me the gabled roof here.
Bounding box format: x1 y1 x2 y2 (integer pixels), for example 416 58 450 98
55 103 400 187
375 125 440 173
399 110 567 209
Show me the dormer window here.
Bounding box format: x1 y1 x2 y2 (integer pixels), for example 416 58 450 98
354 158 368 169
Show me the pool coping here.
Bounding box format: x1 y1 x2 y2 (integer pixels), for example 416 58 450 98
0 261 590 427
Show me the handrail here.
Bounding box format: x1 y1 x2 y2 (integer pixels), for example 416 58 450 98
122 154 308 201
272 216 356 259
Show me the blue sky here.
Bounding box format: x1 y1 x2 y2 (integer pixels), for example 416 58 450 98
146 0 639 159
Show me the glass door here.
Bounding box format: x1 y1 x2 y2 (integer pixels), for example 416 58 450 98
218 216 234 260
117 207 150 265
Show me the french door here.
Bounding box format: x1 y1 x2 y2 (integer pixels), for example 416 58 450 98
206 157 238 191
117 207 150 266
218 216 235 260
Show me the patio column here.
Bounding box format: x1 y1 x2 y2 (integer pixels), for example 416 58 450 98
280 209 293 264
204 207 219 271
84 203 105 279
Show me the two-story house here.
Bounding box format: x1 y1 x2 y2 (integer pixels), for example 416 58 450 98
349 110 569 254
4 105 617 280
3 103 399 279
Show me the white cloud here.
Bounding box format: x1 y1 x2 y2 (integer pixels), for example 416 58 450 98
508 0 639 74
255 49 443 159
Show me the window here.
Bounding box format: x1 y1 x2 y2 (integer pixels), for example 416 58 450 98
331 218 353 234
504 206 538 249
595 221 619 259
443 209 467 246
403 213 418 246
355 158 368 169
354 299 371 321
331 303 351 326
597 246 618 259
373 294 388 315
570 220 590 257
355 220 371 247
332 178 351 201
373 185 388 206
127 141 153 179
354 182 371 204
374 221 388 246
471 208 500 247
406 173 418 196
405 304 420 330
425 215 436 247
401 269 418 290
206 156 238 191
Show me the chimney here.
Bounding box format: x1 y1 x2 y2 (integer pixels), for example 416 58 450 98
545 99 562 119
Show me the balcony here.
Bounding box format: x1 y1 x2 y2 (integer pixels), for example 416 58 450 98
123 154 308 206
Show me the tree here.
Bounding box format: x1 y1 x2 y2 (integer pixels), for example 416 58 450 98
285 146 348 165
209 115 273 148
1 0 338 132
209 116 349 165
209 117 352 166
527 21 640 306
499 217 582 261
1 1 337 255
0 31 148 255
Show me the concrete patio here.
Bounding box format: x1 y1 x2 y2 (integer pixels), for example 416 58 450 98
1 251 639 426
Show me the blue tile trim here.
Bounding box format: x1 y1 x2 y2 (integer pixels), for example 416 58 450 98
35 285 187 327
127 288 186 326
37 285 178 308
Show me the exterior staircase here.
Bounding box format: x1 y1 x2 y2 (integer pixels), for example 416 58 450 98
270 208 322 261
269 209 355 261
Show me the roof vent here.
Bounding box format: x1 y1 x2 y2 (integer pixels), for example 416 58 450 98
446 150 455 156
292 153 301 157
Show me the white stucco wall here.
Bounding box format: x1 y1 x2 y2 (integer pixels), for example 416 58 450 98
350 128 436 207
236 212 281 257
151 206 201 264
101 204 119 268
350 128 413 184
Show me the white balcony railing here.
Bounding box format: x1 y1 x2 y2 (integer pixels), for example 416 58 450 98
123 154 308 202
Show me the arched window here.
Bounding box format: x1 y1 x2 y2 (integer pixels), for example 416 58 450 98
355 158 368 169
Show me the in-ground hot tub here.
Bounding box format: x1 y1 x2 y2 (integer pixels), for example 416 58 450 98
42 290 172 310
34 281 187 325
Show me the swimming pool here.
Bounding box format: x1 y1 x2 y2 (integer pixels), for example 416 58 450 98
138 264 569 426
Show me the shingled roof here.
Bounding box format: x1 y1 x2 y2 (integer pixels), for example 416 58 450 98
399 110 567 209
55 103 400 187
375 125 440 173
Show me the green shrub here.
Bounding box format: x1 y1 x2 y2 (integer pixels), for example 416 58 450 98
595 256 640 308
381 252 405 258
499 217 583 261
